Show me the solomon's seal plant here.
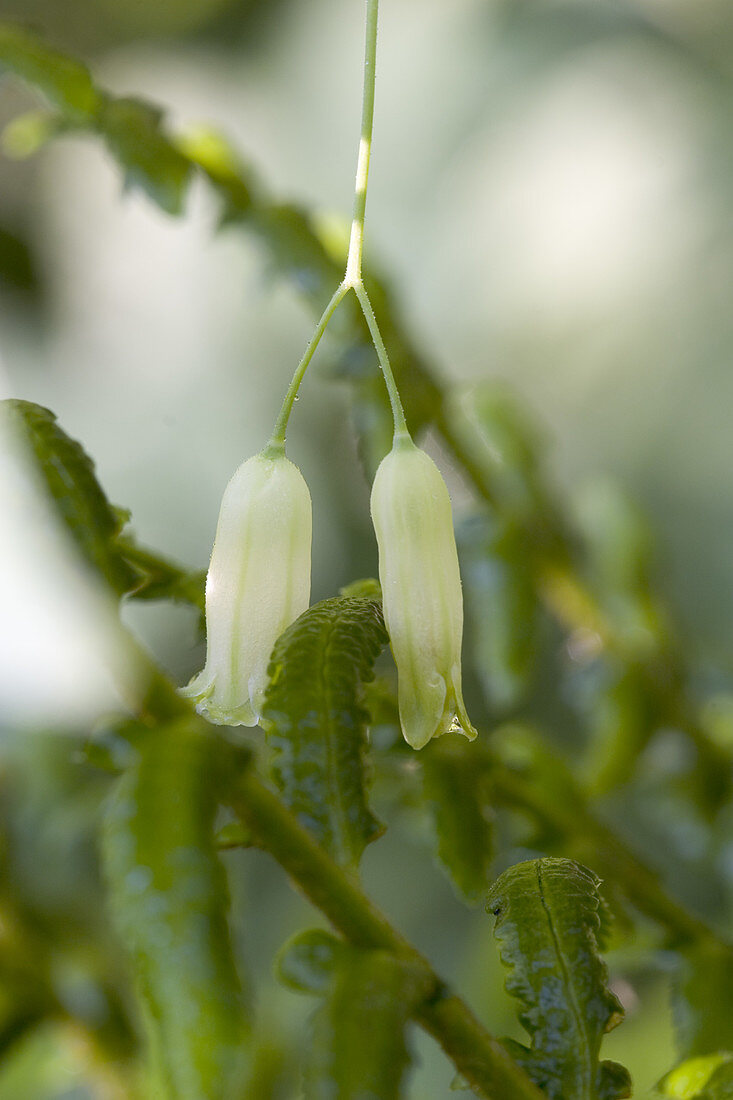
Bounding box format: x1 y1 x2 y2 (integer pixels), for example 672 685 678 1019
184 0 474 749
1 1 731 1098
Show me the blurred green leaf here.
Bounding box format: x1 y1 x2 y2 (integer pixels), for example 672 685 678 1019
2 109 73 159
96 94 191 215
0 26 190 214
458 512 539 712
215 820 254 849
0 911 54 1066
443 383 548 520
263 595 387 868
275 929 345 995
0 24 99 118
102 721 248 1099
421 738 495 905
241 1030 297 1100
177 123 255 216
3 400 206 615
487 857 630 1100
574 481 654 597
490 724 587 842
582 662 661 795
117 536 205 616
573 480 666 658
2 399 138 594
673 941 733 1060
0 222 39 294
659 1054 733 1099
303 948 430 1100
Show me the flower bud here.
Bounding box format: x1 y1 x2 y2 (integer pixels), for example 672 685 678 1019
370 436 477 750
183 448 311 726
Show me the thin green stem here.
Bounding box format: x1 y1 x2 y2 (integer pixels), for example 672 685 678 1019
345 0 379 287
269 0 409 446
355 282 409 439
268 282 348 449
227 767 544 1100
341 0 409 441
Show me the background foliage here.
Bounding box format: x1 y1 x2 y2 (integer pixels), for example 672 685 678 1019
2 0 733 1096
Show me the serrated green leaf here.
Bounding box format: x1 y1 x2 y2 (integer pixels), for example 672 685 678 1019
3 400 205 616
421 738 495 905
275 929 345 995
0 24 99 118
673 941 733 1059
659 1054 733 1099
304 948 430 1100
102 721 248 1099
458 511 539 712
263 595 387 868
3 399 138 594
487 857 631 1100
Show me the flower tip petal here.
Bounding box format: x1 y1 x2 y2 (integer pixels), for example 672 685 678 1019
398 675 447 750
402 705 477 749
179 669 212 703
180 673 260 727
447 674 478 741
455 710 478 743
450 714 478 741
402 721 439 752
197 697 259 727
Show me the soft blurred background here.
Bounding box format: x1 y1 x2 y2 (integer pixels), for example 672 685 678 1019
2 0 733 1095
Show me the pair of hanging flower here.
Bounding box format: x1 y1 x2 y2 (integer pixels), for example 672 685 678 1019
183 428 476 750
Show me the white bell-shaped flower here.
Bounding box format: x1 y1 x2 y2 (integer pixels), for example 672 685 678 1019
183 446 311 726
370 435 477 750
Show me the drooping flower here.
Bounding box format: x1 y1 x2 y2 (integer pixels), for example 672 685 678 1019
370 434 477 750
182 446 311 726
